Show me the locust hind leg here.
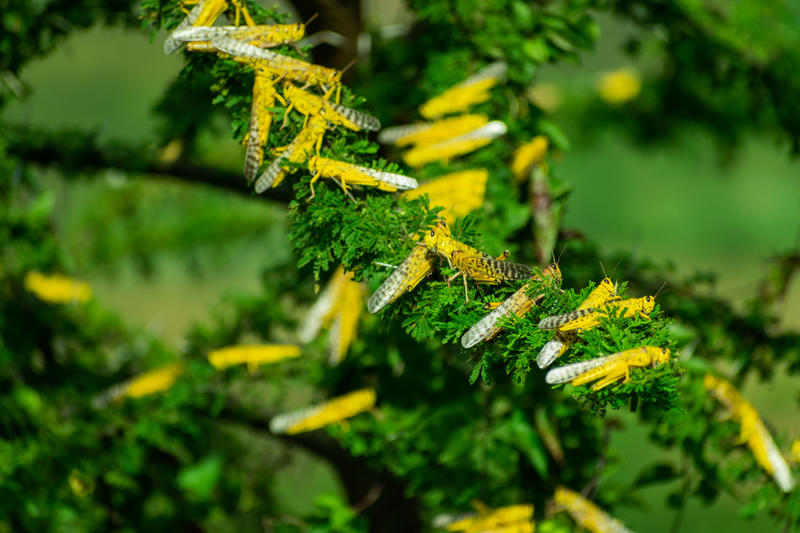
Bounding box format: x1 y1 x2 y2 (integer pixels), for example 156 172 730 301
230 0 256 26
591 372 623 391
307 172 320 201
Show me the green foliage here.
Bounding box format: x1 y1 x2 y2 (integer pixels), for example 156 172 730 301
1 0 798 532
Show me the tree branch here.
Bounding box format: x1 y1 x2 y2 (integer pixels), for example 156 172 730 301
213 403 423 533
3 124 294 203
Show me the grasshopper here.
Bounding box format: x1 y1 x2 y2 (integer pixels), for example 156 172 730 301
403 121 507 167
369 220 530 313
282 83 380 131
297 267 364 365
442 504 534 532
377 114 489 147
171 22 306 53
255 114 328 193
164 0 255 54
422 219 531 302
512 135 549 183
24 271 92 304
268 388 376 435
208 344 301 372
91 362 186 408
537 294 654 332
536 277 619 368
553 487 633 533
216 37 342 97
327 278 364 365
418 61 508 119
243 72 283 183
461 263 562 349
545 346 670 391
704 374 795 492
401 169 488 226
307 156 418 197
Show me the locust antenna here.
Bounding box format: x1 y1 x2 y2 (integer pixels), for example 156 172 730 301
654 282 669 298
341 57 357 75
555 241 568 265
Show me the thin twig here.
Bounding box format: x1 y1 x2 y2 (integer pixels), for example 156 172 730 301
669 453 692 533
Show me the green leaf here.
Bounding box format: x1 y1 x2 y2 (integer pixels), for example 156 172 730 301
177 456 222 502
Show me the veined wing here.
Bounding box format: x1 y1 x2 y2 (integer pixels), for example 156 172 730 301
164 0 207 54
545 352 623 384
327 101 381 131
536 334 572 369
172 24 300 44
255 143 294 192
368 246 434 313
461 283 534 349
537 307 595 330
358 166 418 190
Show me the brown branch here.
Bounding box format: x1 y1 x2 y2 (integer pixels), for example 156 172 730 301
213 403 423 533
3 124 294 202
293 0 361 81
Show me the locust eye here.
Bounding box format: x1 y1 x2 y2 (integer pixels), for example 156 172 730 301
430 230 435 237
646 296 651 302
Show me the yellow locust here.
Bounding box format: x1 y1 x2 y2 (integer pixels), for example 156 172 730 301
164 0 256 54
545 346 670 391
403 121 507 167
307 157 418 197
401 169 488 226
553 487 633 533
297 267 365 365
536 277 619 368
461 262 562 349
254 114 327 193
418 61 508 119
378 114 489 147
269 388 376 435
537 294 655 332
704 373 795 492
282 83 380 132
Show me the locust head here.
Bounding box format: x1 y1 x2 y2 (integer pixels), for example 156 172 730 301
640 295 655 314
542 262 562 283
290 22 304 40
422 220 449 251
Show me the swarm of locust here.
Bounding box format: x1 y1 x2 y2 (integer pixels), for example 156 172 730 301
368 219 532 313
163 0 418 197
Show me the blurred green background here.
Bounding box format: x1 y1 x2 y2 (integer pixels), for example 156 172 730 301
5 7 798 532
